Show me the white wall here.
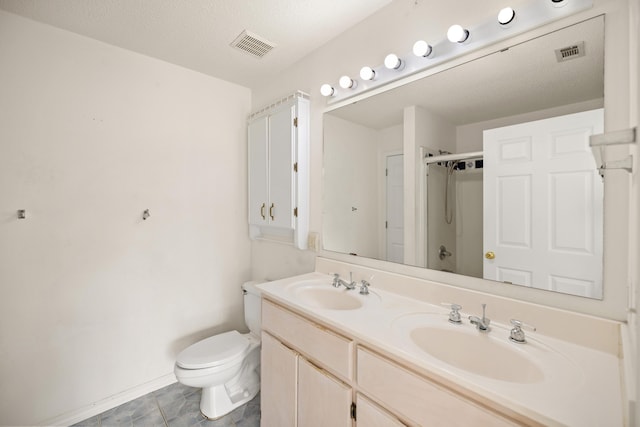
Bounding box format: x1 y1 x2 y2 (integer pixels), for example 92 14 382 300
0 11 251 425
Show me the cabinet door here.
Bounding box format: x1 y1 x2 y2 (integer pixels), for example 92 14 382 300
268 105 295 229
248 116 269 226
298 357 352 427
356 394 406 427
261 332 297 427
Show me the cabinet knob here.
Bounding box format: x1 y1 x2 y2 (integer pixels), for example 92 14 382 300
485 251 495 260
260 203 266 220
269 203 275 221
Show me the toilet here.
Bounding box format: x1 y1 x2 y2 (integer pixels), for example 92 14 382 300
174 281 262 420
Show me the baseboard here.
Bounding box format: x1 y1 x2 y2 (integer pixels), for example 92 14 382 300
39 373 177 426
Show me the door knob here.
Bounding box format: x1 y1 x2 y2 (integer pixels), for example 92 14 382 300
485 251 495 260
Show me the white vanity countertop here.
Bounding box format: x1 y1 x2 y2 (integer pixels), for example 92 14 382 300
257 272 624 427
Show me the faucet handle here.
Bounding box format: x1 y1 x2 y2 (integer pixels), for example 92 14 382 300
509 319 536 343
359 280 370 295
441 303 462 324
331 273 340 287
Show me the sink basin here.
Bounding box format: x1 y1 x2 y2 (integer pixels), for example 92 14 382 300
409 325 544 383
285 280 370 310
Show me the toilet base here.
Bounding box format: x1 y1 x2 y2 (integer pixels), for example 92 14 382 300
200 369 260 420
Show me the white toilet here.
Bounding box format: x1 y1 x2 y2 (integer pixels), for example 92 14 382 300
174 281 262 420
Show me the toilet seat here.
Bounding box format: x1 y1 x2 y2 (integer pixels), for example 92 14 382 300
176 330 249 369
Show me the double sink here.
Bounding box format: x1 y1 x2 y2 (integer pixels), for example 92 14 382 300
282 276 576 386
258 271 622 426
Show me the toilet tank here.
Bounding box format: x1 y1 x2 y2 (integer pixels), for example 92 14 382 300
242 281 263 336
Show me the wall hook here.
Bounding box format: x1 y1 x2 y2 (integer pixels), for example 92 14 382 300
17 209 26 219
142 209 150 220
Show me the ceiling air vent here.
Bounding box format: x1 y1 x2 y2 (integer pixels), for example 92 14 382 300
230 30 276 59
555 41 586 62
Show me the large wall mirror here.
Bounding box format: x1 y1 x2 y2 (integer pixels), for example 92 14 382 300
323 16 605 299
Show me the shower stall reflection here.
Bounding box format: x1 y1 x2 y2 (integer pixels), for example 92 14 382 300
426 152 484 276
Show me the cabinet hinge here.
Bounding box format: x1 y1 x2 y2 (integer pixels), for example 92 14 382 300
293 117 298 127
294 207 298 217
293 162 298 172
386 168 388 176
350 402 357 421
385 221 388 229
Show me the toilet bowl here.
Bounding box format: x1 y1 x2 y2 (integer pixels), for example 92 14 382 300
174 281 262 420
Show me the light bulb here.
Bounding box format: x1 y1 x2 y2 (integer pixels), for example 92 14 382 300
447 24 469 43
498 7 516 25
359 66 376 81
339 76 357 89
413 40 433 58
320 84 335 97
384 54 404 70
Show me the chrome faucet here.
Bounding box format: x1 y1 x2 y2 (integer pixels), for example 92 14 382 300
469 303 491 331
332 272 356 290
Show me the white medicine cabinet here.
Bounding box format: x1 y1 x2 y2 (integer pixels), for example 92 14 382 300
247 91 310 249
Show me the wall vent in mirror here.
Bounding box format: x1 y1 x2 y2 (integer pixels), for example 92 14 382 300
555 41 586 62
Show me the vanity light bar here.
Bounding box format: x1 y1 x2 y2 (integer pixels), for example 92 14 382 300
321 0 593 104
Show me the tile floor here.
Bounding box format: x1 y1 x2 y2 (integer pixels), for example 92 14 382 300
72 382 260 427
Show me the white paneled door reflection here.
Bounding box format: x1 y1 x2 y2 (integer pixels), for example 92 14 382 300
483 109 604 298
386 154 404 263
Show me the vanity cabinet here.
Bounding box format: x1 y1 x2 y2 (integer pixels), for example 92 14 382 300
261 300 353 427
248 91 309 249
261 298 528 427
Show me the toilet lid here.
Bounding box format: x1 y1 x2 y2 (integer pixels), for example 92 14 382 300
176 330 249 369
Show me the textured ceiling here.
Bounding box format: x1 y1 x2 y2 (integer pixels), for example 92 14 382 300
0 0 392 88
329 16 604 128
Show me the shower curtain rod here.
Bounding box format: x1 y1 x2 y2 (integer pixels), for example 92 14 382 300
424 151 483 165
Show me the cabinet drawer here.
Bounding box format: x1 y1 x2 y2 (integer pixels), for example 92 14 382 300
262 299 353 380
357 347 519 427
